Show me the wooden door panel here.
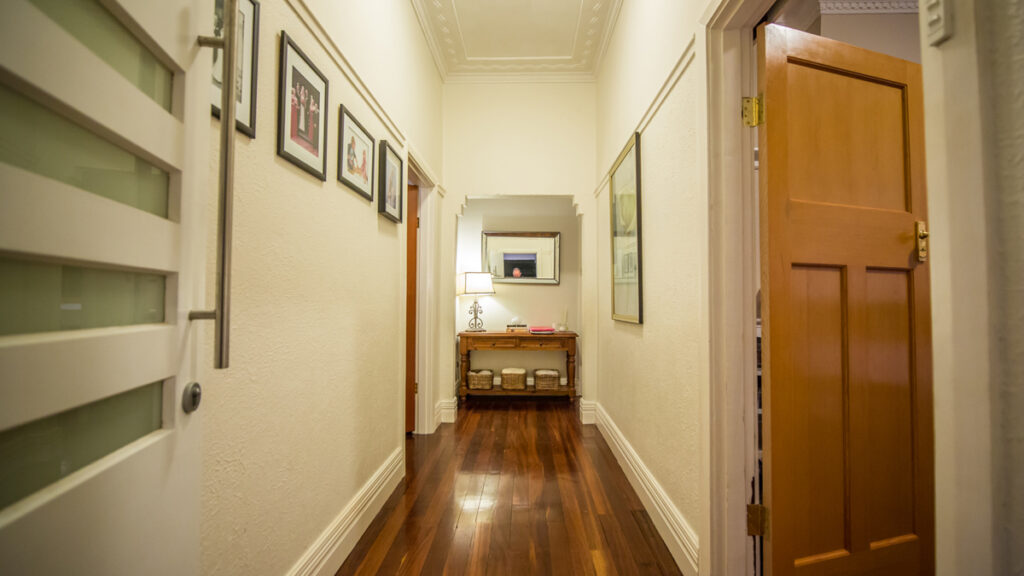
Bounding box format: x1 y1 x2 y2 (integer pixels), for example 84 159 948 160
760 24 933 576
859 268 915 545
780 265 849 565
787 64 908 212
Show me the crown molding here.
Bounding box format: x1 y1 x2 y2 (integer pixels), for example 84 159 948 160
412 0 620 83
819 0 918 14
411 0 449 80
444 71 596 84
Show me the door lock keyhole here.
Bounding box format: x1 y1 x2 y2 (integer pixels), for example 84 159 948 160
182 382 202 414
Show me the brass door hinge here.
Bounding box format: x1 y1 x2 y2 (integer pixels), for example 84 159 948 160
742 96 764 127
414 381 419 394
747 503 768 536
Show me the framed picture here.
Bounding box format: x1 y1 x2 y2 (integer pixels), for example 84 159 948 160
211 0 259 137
277 31 328 180
610 132 643 324
378 140 403 223
337 105 374 200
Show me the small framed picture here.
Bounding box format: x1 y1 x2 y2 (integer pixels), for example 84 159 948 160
610 132 643 324
378 140 403 223
337 105 374 200
211 0 259 137
277 31 328 180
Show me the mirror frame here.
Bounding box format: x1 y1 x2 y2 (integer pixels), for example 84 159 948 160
481 231 560 285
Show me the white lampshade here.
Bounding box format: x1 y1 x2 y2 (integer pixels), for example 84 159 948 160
462 272 494 295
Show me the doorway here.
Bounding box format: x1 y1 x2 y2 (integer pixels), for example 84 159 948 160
406 183 418 434
707 3 932 575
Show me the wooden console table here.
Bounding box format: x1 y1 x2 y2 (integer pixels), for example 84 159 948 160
459 331 577 402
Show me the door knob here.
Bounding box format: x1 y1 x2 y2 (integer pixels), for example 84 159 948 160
182 382 202 414
915 221 929 262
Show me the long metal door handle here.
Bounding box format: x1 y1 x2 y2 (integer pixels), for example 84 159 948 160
192 0 238 369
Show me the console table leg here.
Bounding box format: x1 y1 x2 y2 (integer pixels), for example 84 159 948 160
567 350 577 403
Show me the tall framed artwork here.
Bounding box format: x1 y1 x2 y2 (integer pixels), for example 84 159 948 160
337 104 374 200
211 0 259 137
277 31 328 180
378 140 403 223
610 132 643 323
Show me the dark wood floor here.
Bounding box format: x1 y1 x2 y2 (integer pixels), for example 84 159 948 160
337 399 682 576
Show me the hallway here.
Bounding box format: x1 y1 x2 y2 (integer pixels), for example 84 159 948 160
338 400 681 575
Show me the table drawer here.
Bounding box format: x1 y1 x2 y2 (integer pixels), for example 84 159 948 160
518 338 569 350
470 337 518 350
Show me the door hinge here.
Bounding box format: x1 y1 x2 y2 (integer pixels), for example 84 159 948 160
742 96 764 127
414 381 419 394
747 503 768 536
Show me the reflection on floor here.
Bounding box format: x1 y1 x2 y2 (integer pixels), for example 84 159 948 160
338 399 682 575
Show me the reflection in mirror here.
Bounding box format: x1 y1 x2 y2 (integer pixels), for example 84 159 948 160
482 232 560 285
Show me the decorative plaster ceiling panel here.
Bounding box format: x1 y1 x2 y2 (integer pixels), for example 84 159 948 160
412 0 622 80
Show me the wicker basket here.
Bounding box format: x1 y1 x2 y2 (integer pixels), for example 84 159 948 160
534 369 560 391
501 368 526 390
467 369 493 390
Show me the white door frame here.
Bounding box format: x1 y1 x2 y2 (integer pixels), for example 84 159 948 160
702 0 774 574
407 153 443 434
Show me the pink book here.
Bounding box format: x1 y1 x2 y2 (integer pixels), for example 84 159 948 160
529 326 555 333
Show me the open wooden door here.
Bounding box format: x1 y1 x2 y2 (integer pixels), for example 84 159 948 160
405 184 418 433
758 24 933 575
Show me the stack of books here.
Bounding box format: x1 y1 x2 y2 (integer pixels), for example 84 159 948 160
506 323 528 333
529 325 556 335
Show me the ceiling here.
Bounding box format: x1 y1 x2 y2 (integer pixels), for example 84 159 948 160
411 0 623 81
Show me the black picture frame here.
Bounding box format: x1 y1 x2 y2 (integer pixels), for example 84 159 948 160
276 31 328 181
377 140 403 223
609 132 643 324
211 0 260 138
337 104 375 200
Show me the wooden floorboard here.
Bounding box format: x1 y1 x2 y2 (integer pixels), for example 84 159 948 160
337 399 682 576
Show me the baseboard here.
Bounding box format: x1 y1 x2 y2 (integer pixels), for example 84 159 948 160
436 397 458 423
595 404 700 575
578 399 597 425
285 447 404 576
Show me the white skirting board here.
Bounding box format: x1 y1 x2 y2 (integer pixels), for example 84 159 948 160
578 399 597 425
595 404 700 575
436 397 458 423
285 448 404 576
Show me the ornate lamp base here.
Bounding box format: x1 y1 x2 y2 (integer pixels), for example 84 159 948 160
467 298 486 332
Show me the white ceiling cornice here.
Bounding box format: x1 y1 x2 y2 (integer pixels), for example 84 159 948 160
411 0 622 82
819 0 919 14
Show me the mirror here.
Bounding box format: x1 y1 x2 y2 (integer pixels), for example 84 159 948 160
482 232 560 285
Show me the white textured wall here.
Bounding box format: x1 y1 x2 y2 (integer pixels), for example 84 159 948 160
593 1 707 573
821 13 921 63
456 196 581 375
978 1 1024 571
923 0 1024 574
199 1 442 574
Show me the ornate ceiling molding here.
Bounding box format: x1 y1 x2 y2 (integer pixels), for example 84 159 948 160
819 0 919 14
411 0 622 81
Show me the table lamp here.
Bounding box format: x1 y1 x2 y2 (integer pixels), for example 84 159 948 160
460 272 494 332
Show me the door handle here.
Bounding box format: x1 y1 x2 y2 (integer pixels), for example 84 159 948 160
916 221 929 263
192 0 238 369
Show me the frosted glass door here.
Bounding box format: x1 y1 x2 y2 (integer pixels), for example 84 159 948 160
0 0 211 574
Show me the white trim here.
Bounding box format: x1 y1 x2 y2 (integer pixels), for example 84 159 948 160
436 398 458 424
595 404 699 575
578 399 597 425
819 0 918 13
285 448 404 576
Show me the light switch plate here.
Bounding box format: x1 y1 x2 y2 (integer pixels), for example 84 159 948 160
925 0 954 46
